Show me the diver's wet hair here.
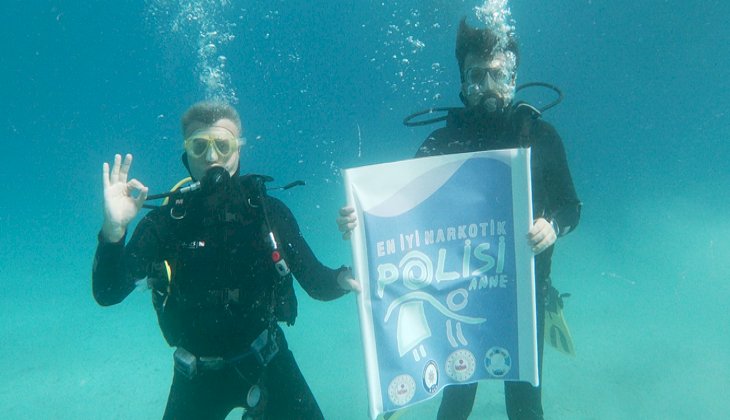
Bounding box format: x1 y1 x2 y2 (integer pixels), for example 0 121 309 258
455 17 519 83
181 101 243 137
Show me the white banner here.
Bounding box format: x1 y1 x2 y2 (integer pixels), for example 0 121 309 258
343 149 538 419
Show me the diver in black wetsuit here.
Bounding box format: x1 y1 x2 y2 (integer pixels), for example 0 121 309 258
420 18 581 420
338 19 581 420
93 101 358 420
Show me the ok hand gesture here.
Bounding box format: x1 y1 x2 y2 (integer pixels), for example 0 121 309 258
101 154 148 242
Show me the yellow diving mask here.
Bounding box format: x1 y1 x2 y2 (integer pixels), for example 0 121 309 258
183 127 241 159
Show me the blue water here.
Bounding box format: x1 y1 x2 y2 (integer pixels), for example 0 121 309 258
1 1 729 418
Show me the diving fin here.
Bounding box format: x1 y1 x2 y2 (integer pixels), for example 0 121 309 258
544 285 575 356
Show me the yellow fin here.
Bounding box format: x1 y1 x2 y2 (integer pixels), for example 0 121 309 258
545 303 575 356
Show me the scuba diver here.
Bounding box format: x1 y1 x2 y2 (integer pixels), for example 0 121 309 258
93 101 358 420
338 18 581 419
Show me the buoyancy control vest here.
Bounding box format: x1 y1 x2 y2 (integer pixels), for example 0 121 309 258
148 174 298 348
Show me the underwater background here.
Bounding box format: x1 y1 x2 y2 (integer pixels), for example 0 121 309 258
1 0 729 418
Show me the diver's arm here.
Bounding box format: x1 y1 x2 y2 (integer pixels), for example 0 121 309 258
538 123 582 237
270 198 351 300
93 153 154 306
92 213 163 306
92 233 135 306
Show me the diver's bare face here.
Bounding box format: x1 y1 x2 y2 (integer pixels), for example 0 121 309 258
185 118 241 181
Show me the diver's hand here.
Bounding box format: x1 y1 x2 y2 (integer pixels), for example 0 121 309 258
336 206 358 240
101 154 148 243
337 268 361 293
527 217 556 255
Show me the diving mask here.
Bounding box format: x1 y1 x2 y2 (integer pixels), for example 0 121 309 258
462 52 517 110
183 127 241 159
465 66 513 87
464 66 515 105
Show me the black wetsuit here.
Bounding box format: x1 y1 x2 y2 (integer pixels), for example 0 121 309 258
416 106 581 420
92 175 348 420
